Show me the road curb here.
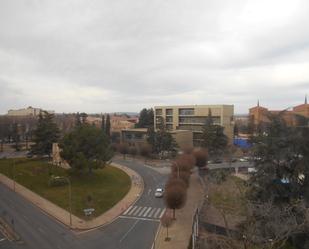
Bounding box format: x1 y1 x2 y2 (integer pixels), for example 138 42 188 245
0 162 144 231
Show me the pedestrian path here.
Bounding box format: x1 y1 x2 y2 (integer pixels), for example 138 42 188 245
120 205 165 221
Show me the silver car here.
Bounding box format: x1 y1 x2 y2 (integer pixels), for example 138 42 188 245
154 188 164 198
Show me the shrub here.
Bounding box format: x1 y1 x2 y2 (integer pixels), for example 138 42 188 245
48 176 68 187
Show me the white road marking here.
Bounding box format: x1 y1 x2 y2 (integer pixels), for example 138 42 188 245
119 220 139 243
38 227 46 234
119 216 160 222
154 208 162 218
148 208 156 218
128 206 137 215
138 207 148 216
159 209 166 218
132 206 142 216
123 206 133 215
143 207 152 217
0 238 6 242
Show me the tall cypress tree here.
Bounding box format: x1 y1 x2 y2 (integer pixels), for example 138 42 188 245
101 114 105 132
105 114 111 138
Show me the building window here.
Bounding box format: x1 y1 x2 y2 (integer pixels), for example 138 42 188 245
156 109 162 115
178 124 203 132
179 116 221 124
179 108 194 115
166 124 173 130
166 109 173 115
166 116 173 123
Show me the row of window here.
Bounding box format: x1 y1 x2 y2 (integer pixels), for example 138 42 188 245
157 116 221 125
155 108 195 116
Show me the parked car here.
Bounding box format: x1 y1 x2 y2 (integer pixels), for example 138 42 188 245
239 158 249 162
154 188 164 198
213 159 223 164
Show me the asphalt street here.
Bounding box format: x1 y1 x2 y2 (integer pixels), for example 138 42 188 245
0 158 168 249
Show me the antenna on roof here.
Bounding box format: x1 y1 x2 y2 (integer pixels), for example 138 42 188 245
305 95 308 104
257 99 260 107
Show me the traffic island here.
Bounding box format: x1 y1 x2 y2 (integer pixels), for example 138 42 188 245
0 160 144 231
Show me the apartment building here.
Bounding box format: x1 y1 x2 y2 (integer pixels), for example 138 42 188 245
7 106 54 116
154 105 234 146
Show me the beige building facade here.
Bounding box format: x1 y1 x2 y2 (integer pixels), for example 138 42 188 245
154 105 234 146
7 106 54 116
121 128 193 150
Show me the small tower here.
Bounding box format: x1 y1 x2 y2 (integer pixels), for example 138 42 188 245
305 95 308 105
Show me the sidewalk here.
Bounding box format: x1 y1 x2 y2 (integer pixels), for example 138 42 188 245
154 171 204 249
0 162 143 231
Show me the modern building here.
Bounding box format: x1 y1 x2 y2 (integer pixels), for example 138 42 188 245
7 106 54 116
249 97 309 127
154 105 234 146
121 128 193 150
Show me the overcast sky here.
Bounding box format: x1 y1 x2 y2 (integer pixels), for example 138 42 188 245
1 0 308 114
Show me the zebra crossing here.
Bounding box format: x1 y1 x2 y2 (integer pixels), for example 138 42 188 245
120 205 166 220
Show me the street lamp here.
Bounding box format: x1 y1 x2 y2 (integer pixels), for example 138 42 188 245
174 162 180 178
59 177 72 228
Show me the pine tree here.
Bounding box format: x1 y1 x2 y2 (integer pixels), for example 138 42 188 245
101 114 105 132
105 114 111 138
201 109 228 158
31 111 60 157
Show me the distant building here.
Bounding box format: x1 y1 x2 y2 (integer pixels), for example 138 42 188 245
121 128 193 150
154 105 234 146
249 97 309 127
7 106 54 116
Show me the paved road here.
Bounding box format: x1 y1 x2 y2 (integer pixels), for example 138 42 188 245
0 158 168 249
208 161 252 170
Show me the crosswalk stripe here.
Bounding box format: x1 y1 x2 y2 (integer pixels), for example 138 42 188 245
159 209 165 218
127 206 138 215
143 207 152 217
138 207 148 216
133 206 142 216
154 208 162 218
123 206 133 215
148 208 156 218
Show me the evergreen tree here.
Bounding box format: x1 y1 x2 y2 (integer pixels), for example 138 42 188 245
60 124 113 174
101 114 105 132
136 108 154 128
75 112 82 127
31 111 60 157
105 114 111 138
201 110 228 158
147 119 177 156
12 122 21 151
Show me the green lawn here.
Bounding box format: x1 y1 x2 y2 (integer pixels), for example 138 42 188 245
0 158 131 219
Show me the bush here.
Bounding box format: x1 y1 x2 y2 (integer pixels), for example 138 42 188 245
48 176 68 187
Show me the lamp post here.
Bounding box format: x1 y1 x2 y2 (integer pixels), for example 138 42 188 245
13 158 16 192
59 177 72 228
174 162 180 178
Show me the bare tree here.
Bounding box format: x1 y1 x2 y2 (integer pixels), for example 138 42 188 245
164 184 187 219
240 200 309 249
118 143 129 159
193 149 209 168
160 212 173 241
140 144 152 162
129 146 137 159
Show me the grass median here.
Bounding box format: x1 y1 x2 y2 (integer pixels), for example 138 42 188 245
0 158 131 219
